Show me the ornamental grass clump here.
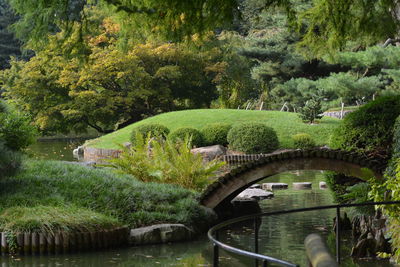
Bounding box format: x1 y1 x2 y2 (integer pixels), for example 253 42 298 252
0 206 121 234
227 122 279 153
108 133 224 191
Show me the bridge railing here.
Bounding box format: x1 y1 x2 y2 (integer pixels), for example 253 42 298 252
208 201 400 267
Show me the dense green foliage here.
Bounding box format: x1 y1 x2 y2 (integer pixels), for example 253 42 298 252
369 116 400 261
7 0 400 57
0 141 20 178
0 0 23 69
227 122 279 153
168 127 204 147
0 100 35 179
0 160 214 229
130 123 169 145
2 32 225 134
201 123 232 146
0 103 36 151
86 110 339 149
330 96 400 155
108 134 223 191
291 133 315 149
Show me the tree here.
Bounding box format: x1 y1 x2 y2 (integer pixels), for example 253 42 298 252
1 17 223 134
6 0 400 57
0 0 22 69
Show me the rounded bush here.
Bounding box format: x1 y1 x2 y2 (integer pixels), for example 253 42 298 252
227 123 279 153
201 123 232 146
168 127 204 147
130 123 170 144
292 133 316 149
330 96 400 154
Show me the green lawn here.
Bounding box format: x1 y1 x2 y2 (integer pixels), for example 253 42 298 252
86 109 341 149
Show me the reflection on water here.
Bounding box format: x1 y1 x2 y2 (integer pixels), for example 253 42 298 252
0 171 393 266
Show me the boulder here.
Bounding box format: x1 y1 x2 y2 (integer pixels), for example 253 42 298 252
191 145 227 161
262 183 288 190
319 181 328 189
293 182 312 189
72 146 84 158
129 224 194 246
236 188 274 200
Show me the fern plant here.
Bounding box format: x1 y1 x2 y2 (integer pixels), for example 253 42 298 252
107 133 224 191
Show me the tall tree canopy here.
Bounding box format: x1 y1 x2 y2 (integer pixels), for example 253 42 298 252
6 0 400 57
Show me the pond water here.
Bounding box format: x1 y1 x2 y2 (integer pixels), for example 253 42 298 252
26 140 84 161
9 142 393 266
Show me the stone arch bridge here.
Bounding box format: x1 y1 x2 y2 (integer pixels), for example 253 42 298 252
200 149 387 214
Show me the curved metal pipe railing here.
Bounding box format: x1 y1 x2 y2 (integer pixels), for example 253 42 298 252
208 201 400 267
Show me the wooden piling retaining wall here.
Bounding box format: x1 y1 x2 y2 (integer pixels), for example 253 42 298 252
83 147 122 163
0 227 129 255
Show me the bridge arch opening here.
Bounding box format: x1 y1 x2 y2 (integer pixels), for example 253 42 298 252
200 149 385 215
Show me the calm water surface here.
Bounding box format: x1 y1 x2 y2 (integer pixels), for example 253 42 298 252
11 142 393 266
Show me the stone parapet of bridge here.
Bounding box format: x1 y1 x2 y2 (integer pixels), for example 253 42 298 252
200 149 386 212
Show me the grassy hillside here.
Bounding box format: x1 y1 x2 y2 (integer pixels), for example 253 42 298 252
0 160 212 231
86 109 340 149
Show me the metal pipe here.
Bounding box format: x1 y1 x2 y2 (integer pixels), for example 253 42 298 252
254 218 259 267
213 230 219 267
336 207 341 264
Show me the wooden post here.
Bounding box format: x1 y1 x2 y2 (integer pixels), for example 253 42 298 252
24 233 31 254
46 234 55 254
31 232 39 254
1 233 8 254
54 232 62 254
259 102 264 111
62 232 69 253
340 102 344 119
16 233 24 254
304 234 338 267
39 233 47 254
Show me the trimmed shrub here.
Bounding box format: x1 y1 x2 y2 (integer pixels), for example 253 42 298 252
130 123 170 144
201 123 232 146
168 127 204 147
227 122 279 153
330 96 400 154
292 133 316 149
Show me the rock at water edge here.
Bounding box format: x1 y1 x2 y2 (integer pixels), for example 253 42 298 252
236 188 274 200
